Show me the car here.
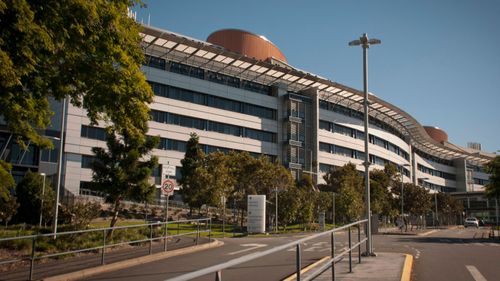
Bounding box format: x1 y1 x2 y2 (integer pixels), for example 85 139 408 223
464 217 479 228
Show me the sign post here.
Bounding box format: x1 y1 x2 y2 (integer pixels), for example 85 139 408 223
161 178 175 251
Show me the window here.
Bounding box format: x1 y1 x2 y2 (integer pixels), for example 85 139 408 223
81 155 95 169
144 55 166 70
148 81 276 120
40 142 59 163
319 142 331 153
241 80 271 95
170 61 204 79
207 71 240 88
81 125 107 141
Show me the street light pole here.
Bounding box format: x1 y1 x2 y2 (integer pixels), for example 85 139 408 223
349 33 381 256
39 173 46 228
53 98 67 238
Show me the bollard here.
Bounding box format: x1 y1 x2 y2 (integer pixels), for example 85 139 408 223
296 244 301 281
215 270 222 281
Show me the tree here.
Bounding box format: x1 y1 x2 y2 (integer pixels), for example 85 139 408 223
60 200 102 230
485 156 500 199
370 163 399 217
0 0 153 186
178 133 206 214
403 183 432 217
202 151 236 216
0 161 19 226
15 170 55 225
296 174 317 229
321 163 364 224
90 128 159 232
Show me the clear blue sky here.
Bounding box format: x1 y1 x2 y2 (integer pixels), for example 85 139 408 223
134 0 500 153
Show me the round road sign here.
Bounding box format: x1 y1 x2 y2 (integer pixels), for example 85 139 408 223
161 179 175 195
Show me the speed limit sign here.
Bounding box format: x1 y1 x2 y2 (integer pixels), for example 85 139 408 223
161 179 175 196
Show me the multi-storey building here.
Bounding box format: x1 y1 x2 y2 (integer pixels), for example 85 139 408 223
0 25 496 219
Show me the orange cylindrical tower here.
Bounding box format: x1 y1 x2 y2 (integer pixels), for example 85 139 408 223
207 29 287 63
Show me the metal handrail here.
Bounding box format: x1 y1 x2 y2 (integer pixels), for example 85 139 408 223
165 219 368 281
0 217 211 281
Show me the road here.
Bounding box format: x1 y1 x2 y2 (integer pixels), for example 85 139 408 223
83 230 361 281
85 227 499 281
373 227 500 281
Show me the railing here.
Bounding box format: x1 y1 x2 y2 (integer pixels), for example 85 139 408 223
0 218 211 281
166 219 368 281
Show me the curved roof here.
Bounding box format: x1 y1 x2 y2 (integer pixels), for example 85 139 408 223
139 25 494 165
207 29 287 63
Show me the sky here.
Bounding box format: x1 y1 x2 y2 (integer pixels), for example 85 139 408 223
133 0 500 153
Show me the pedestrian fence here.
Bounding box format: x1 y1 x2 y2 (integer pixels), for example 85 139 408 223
0 218 211 281
166 219 368 281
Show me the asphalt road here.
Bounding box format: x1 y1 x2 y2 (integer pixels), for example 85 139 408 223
84 227 499 281
373 227 500 281
83 230 360 281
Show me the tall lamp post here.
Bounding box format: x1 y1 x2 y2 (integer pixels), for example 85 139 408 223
349 33 381 256
39 173 46 228
400 164 411 217
53 98 67 238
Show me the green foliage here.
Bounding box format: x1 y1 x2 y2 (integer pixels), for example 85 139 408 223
485 156 500 199
179 133 206 211
0 161 19 225
0 0 152 148
0 0 153 195
402 183 432 216
369 163 399 216
90 129 159 229
59 200 102 230
15 171 55 225
321 163 364 223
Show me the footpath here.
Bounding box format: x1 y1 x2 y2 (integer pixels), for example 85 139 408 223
286 226 438 281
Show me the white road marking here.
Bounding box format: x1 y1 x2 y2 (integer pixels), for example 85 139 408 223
228 243 267 255
466 265 487 281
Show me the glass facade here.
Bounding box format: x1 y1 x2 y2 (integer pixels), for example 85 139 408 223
149 81 276 120
151 109 277 143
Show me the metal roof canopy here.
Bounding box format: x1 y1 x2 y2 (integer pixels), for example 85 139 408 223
140 25 493 166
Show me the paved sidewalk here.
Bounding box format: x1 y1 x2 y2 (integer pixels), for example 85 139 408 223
313 253 411 281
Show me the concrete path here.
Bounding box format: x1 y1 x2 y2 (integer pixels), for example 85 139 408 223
314 253 411 281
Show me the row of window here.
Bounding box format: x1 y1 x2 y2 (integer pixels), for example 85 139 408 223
319 142 410 176
81 125 107 141
143 55 272 96
319 120 410 160
417 164 456 180
149 81 276 120
415 149 455 167
156 137 275 161
151 109 277 143
418 179 455 192
319 100 406 141
468 164 486 173
474 178 489 185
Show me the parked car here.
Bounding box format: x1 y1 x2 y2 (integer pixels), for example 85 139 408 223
464 217 479 228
